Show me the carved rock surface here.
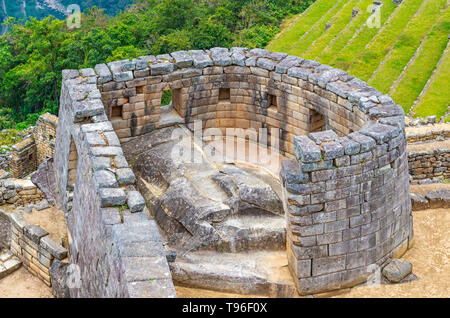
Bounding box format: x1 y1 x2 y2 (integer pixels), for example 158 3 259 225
123 125 285 253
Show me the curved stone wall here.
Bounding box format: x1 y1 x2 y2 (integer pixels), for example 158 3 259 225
57 47 413 296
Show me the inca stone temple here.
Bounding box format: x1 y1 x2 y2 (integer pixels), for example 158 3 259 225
3 47 418 297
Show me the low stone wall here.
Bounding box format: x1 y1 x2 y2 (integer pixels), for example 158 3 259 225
35 114 58 165
7 211 67 286
53 70 176 297
405 124 450 143
410 190 450 211
408 148 450 183
0 179 45 206
10 137 37 178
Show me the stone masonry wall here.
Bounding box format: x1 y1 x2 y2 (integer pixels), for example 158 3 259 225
58 47 412 296
54 69 176 297
34 113 58 165
96 48 367 156
10 137 37 178
10 113 58 178
0 179 45 206
408 148 450 183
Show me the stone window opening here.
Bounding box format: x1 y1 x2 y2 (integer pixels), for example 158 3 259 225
111 105 123 120
268 94 277 111
310 110 325 132
67 137 79 196
136 85 145 95
219 88 230 102
159 88 183 126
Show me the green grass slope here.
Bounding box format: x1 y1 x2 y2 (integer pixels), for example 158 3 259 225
413 42 450 119
267 0 450 119
390 7 450 114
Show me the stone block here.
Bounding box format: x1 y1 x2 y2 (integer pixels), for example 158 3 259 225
322 142 344 160
24 225 48 244
348 132 376 152
99 188 127 207
312 256 346 276
170 51 193 68
360 121 399 144
294 136 321 163
112 220 162 244
382 259 412 283
280 158 309 184
309 130 339 144
94 170 118 188
127 191 146 213
210 47 232 66
116 168 136 186
40 236 67 260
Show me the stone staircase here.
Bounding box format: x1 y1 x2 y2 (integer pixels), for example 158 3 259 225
0 249 21 280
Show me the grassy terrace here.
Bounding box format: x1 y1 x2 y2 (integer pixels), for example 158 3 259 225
267 0 338 53
288 0 348 56
302 0 362 60
316 0 374 64
413 43 450 119
390 7 450 114
368 0 447 94
329 0 398 70
348 0 424 81
267 0 448 118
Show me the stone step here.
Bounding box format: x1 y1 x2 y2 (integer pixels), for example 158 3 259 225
170 250 298 297
158 108 184 128
213 215 286 252
0 250 22 279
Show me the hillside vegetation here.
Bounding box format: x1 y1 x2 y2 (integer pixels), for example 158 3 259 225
1 0 133 21
267 0 450 119
0 0 314 130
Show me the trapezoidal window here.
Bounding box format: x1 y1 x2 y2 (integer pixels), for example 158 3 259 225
310 110 325 132
159 88 183 127
111 105 123 120
219 88 230 101
268 94 277 111
67 137 78 192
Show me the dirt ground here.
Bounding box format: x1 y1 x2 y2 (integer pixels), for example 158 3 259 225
176 208 450 298
336 208 449 298
410 183 450 196
0 267 54 298
22 206 67 246
0 207 447 298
